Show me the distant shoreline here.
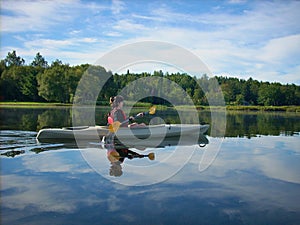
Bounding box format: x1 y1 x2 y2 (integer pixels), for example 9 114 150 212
0 102 299 112
0 102 73 108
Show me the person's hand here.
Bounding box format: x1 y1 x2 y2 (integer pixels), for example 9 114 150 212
137 112 144 117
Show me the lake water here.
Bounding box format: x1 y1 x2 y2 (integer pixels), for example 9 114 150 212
1 107 300 225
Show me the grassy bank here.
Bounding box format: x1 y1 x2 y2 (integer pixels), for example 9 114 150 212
0 102 72 108
1 102 299 112
170 105 300 112
225 105 300 112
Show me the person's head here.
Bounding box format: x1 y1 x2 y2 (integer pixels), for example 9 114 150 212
110 95 124 109
109 162 123 177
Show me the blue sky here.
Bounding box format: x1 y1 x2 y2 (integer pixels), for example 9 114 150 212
1 0 300 84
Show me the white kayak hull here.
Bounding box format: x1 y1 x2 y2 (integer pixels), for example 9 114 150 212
36 124 209 141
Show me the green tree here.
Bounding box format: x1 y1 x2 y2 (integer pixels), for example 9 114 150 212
0 59 6 75
192 88 205 105
242 80 251 104
1 66 23 100
249 79 259 105
221 83 235 104
66 65 87 103
31 52 48 68
0 65 39 101
0 75 20 101
235 94 245 105
4 50 25 67
218 77 241 104
37 61 70 102
258 83 283 106
74 65 110 104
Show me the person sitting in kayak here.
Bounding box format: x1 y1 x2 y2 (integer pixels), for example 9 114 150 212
107 95 145 128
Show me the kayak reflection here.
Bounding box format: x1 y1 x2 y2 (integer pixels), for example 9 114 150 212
111 133 209 149
2 131 209 179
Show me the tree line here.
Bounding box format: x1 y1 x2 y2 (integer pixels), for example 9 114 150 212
1 51 299 106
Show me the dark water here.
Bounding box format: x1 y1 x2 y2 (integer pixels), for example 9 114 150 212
1 107 300 225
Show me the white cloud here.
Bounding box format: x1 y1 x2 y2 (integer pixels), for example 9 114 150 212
1 0 74 32
228 0 247 4
111 0 125 15
22 152 94 173
113 19 149 33
258 35 300 64
105 31 123 37
131 13 164 22
1 174 103 213
1 0 110 33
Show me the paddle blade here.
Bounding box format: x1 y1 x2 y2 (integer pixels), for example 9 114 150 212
108 121 121 133
149 106 156 115
148 153 155 160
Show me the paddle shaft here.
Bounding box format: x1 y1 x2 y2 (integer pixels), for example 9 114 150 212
120 112 145 126
124 153 154 160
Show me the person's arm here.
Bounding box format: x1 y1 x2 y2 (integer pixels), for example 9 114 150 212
128 112 144 123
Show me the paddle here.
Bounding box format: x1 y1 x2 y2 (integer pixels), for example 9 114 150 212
108 106 156 133
127 152 155 160
108 150 155 161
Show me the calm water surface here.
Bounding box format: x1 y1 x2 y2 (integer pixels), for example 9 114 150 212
1 107 300 225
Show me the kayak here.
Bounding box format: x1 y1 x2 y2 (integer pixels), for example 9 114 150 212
36 124 209 141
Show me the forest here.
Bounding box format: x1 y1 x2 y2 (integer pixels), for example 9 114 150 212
1 51 300 106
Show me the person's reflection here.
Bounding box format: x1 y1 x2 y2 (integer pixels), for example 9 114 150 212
105 138 155 177
107 149 123 177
